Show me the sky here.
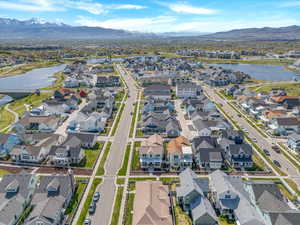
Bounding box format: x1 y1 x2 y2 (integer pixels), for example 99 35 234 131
0 0 300 33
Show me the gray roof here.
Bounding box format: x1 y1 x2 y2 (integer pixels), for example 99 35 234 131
66 132 96 145
269 210 300 225
25 174 75 225
191 197 218 223
228 144 253 156
0 174 36 225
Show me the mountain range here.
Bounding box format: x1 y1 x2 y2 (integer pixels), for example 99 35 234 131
0 18 300 41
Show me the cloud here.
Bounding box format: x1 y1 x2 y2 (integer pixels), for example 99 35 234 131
280 1 300 7
110 4 147 10
0 0 61 11
76 15 176 32
0 0 146 14
161 2 217 15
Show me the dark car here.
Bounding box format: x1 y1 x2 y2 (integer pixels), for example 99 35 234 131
89 202 96 215
93 192 100 202
272 145 281 153
273 160 281 167
263 149 270 156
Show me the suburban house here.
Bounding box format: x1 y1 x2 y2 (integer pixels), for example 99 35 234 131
270 117 300 135
210 170 266 225
0 133 22 158
192 136 224 169
10 134 61 163
176 82 202 98
96 75 120 87
138 134 164 170
25 174 75 225
287 132 300 154
132 181 172 225
13 115 61 133
49 144 84 166
177 168 218 225
219 140 254 169
167 136 193 170
65 133 97 148
143 84 172 100
243 179 300 225
0 174 37 225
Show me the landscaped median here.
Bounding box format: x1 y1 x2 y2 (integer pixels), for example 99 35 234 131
77 178 102 225
96 141 112 176
118 143 132 176
111 91 127 136
123 193 135 225
110 186 124 225
129 101 138 138
131 142 141 171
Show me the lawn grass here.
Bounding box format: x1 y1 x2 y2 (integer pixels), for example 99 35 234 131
77 142 104 168
131 142 141 171
0 105 15 130
114 90 125 102
219 216 236 225
249 82 300 96
65 178 88 215
128 177 157 191
117 178 125 185
278 183 298 201
111 103 125 136
110 186 124 225
0 168 9 177
175 205 192 225
284 178 300 196
96 141 112 176
118 143 132 176
159 177 180 184
124 193 135 225
129 100 139 138
77 178 102 225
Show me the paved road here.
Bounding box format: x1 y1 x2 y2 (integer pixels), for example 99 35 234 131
89 64 138 225
174 99 194 140
203 86 300 187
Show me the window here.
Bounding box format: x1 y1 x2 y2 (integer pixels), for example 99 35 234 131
225 194 231 199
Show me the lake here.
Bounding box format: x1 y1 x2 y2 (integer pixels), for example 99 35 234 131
211 64 300 81
0 64 66 90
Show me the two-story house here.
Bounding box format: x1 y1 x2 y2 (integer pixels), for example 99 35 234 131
176 82 202 99
0 133 22 158
138 134 164 170
167 136 193 170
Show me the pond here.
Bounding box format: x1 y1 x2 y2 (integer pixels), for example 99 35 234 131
0 64 66 90
210 63 300 81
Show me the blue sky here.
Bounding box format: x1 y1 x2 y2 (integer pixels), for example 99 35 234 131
0 0 300 33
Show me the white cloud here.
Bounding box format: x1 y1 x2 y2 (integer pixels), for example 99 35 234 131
163 2 217 15
110 4 147 10
0 0 146 14
76 16 176 32
280 1 300 7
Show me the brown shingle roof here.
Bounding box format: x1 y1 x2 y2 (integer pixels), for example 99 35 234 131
133 181 172 225
167 136 190 154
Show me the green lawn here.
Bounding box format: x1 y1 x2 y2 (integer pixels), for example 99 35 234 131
284 178 300 196
159 177 180 185
117 178 125 185
0 168 9 177
219 216 236 225
77 178 102 225
65 178 88 215
111 103 125 136
124 193 135 225
175 205 192 225
250 82 300 96
77 142 104 168
114 91 125 102
0 106 15 131
129 101 139 138
96 142 112 176
131 142 141 171
110 186 124 225
118 143 132 176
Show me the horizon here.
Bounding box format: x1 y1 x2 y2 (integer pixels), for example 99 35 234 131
0 0 300 33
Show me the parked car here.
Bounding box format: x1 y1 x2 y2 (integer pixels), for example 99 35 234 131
84 219 91 225
253 138 257 142
273 160 281 167
263 149 270 156
238 114 242 117
93 192 100 202
89 202 96 215
272 145 281 153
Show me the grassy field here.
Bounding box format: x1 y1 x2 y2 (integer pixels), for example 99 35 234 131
0 168 9 177
129 101 139 138
175 205 192 225
65 178 88 215
131 142 141 171
77 142 104 168
219 216 236 225
117 178 125 185
110 186 124 225
77 178 102 225
0 105 15 131
96 142 112 176
118 143 132 176
250 82 300 96
124 193 135 225
0 60 63 78
111 103 125 136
